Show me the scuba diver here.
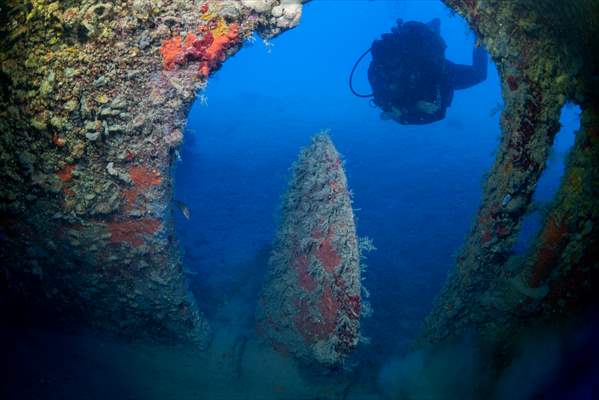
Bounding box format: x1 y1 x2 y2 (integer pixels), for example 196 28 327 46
350 18 488 125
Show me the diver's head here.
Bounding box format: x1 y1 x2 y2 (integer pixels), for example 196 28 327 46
392 18 441 38
396 19 447 60
427 18 441 35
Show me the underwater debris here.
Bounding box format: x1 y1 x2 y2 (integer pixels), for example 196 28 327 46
256 132 364 367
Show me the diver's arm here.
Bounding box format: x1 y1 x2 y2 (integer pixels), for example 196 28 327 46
448 45 488 90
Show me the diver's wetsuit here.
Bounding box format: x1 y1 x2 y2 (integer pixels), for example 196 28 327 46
368 21 488 125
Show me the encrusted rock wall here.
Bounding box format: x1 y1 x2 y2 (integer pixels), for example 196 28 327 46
419 0 599 351
256 133 366 367
0 0 302 345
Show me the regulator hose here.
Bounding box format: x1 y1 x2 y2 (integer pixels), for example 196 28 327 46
349 47 373 98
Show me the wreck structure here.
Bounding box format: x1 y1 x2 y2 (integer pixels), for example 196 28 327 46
0 0 597 377
256 132 363 366
0 0 303 346
417 0 599 353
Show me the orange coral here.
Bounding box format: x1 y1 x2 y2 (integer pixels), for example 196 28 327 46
129 165 161 187
56 164 76 182
52 134 66 147
313 228 341 272
199 23 239 77
293 286 339 344
123 166 161 210
106 218 161 247
528 215 568 287
160 33 213 70
160 36 184 71
159 21 240 76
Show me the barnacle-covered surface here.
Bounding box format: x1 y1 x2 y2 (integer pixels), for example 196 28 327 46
256 133 364 367
419 0 599 351
0 0 302 345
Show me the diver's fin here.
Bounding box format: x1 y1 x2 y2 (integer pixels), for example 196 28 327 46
427 18 441 35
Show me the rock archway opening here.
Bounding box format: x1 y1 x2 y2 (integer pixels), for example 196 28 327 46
173 0 503 363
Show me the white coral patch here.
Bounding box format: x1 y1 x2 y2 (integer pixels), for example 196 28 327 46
241 0 276 13
272 1 302 29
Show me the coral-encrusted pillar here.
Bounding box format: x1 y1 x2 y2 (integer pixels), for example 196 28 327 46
257 132 363 367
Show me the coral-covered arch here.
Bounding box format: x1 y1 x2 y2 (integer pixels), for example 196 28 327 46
418 0 599 350
0 0 304 346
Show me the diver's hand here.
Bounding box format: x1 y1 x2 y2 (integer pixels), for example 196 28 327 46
416 101 440 114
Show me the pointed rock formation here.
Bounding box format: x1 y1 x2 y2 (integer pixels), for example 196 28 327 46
257 132 363 367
